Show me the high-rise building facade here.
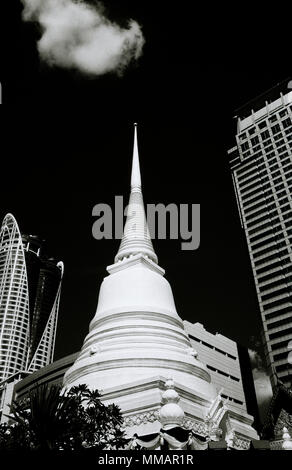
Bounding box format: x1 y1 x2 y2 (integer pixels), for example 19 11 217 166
228 80 292 389
0 213 64 382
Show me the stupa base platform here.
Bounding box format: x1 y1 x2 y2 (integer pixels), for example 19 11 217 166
85 375 259 447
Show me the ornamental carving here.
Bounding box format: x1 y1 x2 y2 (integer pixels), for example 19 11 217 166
274 409 292 438
124 410 160 427
232 435 251 450
183 418 209 436
270 440 283 450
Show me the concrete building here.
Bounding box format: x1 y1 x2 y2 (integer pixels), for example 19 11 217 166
184 321 260 430
0 353 76 422
62 124 258 448
228 79 292 389
0 214 64 421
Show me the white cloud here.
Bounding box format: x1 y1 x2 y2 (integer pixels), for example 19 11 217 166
21 0 145 76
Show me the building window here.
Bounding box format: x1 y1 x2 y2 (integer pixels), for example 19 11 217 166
259 121 267 129
272 124 281 135
279 110 288 118
261 130 270 141
251 136 260 146
275 134 284 142
269 327 292 340
241 142 249 152
282 118 291 129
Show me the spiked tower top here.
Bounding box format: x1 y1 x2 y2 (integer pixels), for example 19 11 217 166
115 124 158 264
130 123 142 190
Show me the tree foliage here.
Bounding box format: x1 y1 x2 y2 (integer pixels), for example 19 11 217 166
0 383 127 451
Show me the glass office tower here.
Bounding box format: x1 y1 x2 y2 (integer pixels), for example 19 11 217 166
0 213 64 382
228 80 292 389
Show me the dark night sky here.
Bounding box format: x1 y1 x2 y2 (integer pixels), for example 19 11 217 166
1 1 291 360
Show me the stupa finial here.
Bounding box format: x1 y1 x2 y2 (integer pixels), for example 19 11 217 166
114 124 158 264
131 123 142 191
159 378 185 429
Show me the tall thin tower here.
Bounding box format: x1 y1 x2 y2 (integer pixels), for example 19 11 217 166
228 80 292 389
0 214 64 381
63 125 258 444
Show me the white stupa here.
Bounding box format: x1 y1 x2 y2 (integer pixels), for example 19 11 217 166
63 125 258 446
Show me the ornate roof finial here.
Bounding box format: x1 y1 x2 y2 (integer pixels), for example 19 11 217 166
159 378 185 429
131 123 141 191
114 124 158 264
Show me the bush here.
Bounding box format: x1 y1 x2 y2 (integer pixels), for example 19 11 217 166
0 383 127 451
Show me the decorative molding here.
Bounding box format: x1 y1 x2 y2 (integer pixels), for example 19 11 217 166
125 415 219 437
270 439 283 450
89 344 101 355
108 253 165 276
232 434 251 450
183 418 209 436
174 386 212 407
90 310 185 331
225 427 251 450
124 410 209 438
124 410 160 427
66 356 211 385
185 347 198 358
205 391 227 436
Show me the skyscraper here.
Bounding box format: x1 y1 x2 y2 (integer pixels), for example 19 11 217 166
228 79 292 389
0 213 64 382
